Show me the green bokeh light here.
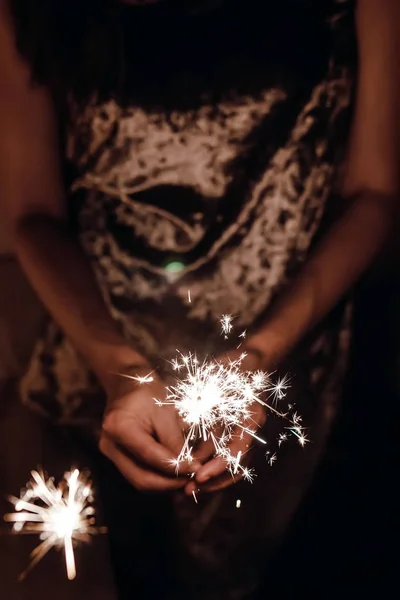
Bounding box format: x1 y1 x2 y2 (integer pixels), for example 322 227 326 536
164 261 185 274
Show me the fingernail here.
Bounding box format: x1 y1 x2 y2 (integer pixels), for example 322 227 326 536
185 485 198 496
197 473 210 483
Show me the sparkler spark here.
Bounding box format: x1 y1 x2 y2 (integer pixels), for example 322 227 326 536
114 371 155 385
236 330 247 349
220 314 234 339
269 374 291 405
116 313 307 484
4 469 104 581
278 433 288 447
157 350 307 481
131 373 155 384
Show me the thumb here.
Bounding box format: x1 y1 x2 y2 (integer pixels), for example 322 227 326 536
156 409 201 473
195 427 254 483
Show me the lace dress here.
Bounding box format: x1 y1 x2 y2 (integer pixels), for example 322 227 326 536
20 1 355 597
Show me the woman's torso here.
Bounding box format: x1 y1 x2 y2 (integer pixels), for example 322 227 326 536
22 0 355 422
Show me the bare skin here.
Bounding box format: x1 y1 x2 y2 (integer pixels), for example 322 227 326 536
0 0 398 495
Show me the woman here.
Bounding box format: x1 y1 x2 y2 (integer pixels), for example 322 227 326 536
0 0 398 598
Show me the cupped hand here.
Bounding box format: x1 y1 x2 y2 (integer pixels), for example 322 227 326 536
100 367 199 492
184 349 268 495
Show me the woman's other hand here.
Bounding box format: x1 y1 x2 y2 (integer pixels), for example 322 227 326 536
184 349 269 496
100 368 199 492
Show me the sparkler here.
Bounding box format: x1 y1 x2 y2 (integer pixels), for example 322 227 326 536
122 310 308 483
155 348 307 481
4 469 104 581
157 350 266 481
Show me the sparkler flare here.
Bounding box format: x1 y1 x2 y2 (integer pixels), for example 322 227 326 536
220 314 234 338
265 452 277 466
158 351 265 480
269 374 291 405
114 371 155 385
130 373 155 384
156 349 307 481
125 313 307 483
4 469 105 581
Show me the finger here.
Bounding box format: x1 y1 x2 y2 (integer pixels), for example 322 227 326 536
192 422 227 464
99 435 187 492
195 455 227 483
155 412 185 456
184 471 242 495
201 473 242 493
192 437 216 464
156 412 202 473
102 417 184 475
195 433 253 483
184 479 200 497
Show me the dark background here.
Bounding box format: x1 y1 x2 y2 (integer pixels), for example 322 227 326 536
265 261 398 598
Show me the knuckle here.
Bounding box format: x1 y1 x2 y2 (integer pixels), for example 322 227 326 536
102 411 121 437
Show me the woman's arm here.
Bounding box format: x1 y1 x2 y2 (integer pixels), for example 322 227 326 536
188 0 400 494
246 0 400 366
0 4 198 492
0 7 148 393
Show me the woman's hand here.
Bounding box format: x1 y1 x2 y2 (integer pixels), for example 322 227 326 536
100 368 199 492
184 349 269 496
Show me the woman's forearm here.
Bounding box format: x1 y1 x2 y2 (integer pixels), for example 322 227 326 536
14 214 149 390
247 191 397 364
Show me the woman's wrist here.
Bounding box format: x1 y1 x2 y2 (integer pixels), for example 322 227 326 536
243 327 292 370
244 289 314 369
92 346 153 397
104 364 158 400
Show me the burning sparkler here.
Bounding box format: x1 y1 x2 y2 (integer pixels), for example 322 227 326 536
158 351 266 481
121 311 308 483
4 469 105 581
156 349 307 481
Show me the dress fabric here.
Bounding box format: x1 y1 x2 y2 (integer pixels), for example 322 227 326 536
20 1 355 596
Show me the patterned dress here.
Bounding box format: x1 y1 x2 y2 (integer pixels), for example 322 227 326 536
21 1 355 597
